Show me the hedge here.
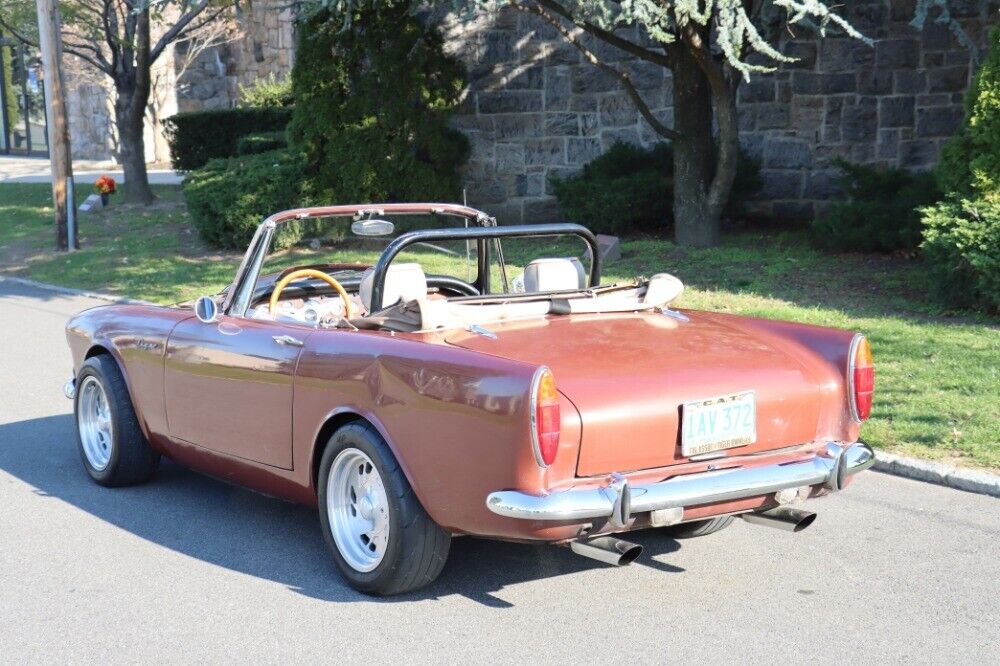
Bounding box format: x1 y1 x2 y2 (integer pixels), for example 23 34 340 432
164 107 293 171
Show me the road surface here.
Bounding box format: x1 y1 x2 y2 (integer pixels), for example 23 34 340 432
1 279 997 663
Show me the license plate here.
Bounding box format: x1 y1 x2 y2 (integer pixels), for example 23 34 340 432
681 391 756 457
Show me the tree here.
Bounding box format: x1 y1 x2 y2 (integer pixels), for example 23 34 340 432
0 0 236 204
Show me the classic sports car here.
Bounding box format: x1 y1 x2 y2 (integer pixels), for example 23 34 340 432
64 203 875 595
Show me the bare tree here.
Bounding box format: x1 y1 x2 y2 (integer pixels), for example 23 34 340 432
0 0 237 204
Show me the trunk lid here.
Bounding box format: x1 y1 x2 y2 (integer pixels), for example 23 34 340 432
446 310 826 477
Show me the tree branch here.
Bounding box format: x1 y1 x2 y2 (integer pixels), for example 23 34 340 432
0 16 38 47
533 0 672 68
511 0 680 141
149 0 211 62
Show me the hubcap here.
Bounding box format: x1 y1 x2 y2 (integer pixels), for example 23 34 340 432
77 376 113 471
327 448 390 572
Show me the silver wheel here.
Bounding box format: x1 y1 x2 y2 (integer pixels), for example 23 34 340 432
326 447 390 572
78 376 113 471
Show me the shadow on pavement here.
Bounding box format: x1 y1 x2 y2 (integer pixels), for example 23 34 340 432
0 414 685 607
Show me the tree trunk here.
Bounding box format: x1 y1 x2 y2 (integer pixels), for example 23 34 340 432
669 45 718 248
114 9 156 205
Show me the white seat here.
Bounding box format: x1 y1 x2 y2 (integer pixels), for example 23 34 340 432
359 263 428 311
523 257 586 292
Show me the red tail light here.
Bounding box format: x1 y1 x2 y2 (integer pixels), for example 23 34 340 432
531 367 561 467
849 335 874 422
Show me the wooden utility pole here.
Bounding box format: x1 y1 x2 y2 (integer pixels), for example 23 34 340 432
35 0 76 250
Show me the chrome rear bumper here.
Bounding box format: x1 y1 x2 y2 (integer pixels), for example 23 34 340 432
485 442 875 522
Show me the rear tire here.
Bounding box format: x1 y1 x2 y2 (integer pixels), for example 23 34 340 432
318 422 450 595
74 355 160 486
663 515 734 539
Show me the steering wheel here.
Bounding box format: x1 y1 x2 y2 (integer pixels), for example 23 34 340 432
269 269 353 320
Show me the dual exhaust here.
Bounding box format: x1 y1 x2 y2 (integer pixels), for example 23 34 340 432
568 507 817 566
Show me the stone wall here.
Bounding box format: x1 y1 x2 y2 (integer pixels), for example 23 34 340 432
442 2 999 224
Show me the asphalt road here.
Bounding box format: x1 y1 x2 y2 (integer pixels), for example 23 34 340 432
1 279 998 664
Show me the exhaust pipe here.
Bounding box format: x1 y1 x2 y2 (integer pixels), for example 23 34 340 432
569 536 643 566
741 507 817 533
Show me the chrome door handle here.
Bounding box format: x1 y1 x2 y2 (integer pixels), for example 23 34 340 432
272 335 304 347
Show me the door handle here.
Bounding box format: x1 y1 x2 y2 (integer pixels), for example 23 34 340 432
272 335 304 347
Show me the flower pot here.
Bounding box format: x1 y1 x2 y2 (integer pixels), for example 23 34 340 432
100 193 109 206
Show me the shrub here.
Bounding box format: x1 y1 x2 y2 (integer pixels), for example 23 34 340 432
920 197 1000 312
810 160 941 253
935 25 1000 198
182 149 308 250
288 5 469 203
238 73 294 109
236 131 288 156
550 142 761 235
165 107 293 171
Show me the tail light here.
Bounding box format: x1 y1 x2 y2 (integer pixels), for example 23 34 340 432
848 335 874 422
530 367 561 467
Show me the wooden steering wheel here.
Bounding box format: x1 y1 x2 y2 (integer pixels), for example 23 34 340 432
269 269 353 320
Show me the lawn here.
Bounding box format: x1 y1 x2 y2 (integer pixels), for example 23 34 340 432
1 182 997 470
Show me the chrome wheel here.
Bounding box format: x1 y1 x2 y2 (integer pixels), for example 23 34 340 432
327 448 390 572
78 376 113 471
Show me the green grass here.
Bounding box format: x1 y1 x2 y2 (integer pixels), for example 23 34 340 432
2 183 997 470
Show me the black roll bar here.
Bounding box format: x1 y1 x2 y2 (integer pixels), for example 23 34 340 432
369 223 601 311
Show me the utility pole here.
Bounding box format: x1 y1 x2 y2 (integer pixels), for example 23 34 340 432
35 0 76 251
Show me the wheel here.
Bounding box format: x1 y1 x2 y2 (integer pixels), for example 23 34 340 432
318 422 450 595
74 355 160 486
663 515 734 539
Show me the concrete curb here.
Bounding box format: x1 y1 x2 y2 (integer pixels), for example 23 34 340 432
0 275 154 305
873 452 1000 499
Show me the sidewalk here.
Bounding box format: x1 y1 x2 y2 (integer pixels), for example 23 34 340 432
0 155 182 185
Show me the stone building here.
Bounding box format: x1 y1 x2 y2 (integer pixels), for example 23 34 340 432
39 1 1000 222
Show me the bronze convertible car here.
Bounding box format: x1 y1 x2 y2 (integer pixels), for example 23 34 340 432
64 203 875 595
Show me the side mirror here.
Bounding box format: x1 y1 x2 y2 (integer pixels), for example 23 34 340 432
194 296 219 324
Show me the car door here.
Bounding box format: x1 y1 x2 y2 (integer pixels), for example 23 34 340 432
163 314 309 469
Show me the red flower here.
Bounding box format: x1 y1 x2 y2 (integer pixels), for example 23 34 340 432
94 175 116 195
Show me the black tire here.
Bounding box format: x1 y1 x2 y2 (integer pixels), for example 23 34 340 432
663 515 735 539
317 421 450 596
74 355 160 486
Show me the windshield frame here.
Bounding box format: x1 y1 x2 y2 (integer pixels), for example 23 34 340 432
222 203 496 318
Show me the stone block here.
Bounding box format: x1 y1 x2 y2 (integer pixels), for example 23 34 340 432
478 90 543 114
627 61 666 90
916 106 964 137
544 112 580 137
899 139 940 168
523 197 561 223
494 114 542 140
756 103 790 130
764 139 812 169
879 96 915 128
781 41 817 69
78 193 104 213
601 128 641 150
792 72 856 95
739 78 775 103
545 68 572 111
894 70 927 94
481 31 516 64
566 137 603 165
759 170 804 199
525 138 565 166
859 68 893 95
598 93 638 127
876 38 920 68
877 128 900 159
515 172 545 197
927 66 970 93
803 170 842 199
572 67 620 94
569 94 598 112
581 113 600 137
917 93 951 107
495 143 526 172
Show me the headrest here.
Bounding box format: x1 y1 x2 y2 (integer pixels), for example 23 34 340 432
643 273 684 306
359 262 427 311
523 257 586 293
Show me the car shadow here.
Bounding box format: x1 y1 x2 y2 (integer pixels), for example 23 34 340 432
0 414 685 607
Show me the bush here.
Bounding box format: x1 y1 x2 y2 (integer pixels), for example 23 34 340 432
550 142 761 235
165 107 293 171
182 149 308 250
236 131 288 156
288 5 469 203
935 25 1000 198
238 73 294 109
810 160 941 252
920 198 1000 312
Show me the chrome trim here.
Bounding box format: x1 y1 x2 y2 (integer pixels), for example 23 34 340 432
740 506 817 532
485 441 876 521
63 378 76 400
273 335 305 347
569 536 642 566
847 333 866 423
466 324 498 340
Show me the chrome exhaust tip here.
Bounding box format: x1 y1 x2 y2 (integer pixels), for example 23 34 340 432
569 536 643 566
741 507 817 533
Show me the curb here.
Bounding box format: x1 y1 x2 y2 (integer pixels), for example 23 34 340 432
873 452 1000 499
0 275 154 305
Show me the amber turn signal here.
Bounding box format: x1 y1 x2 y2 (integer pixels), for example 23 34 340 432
531 367 561 467
849 335 874 422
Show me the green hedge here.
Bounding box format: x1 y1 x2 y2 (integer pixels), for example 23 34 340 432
921 198 1000 312
550 142 760 235
810 160 941 253
182 149 308 250
236 131 288 156
165 107 293 171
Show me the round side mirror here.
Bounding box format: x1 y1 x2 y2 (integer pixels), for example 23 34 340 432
194 296 218 324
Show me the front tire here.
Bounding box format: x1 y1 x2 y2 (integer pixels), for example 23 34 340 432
74 355 160 486
318 422 450 595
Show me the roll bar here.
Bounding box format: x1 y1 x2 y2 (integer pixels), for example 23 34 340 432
369 223 601 311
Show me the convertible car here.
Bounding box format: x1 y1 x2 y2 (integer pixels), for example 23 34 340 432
64 203 875 595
